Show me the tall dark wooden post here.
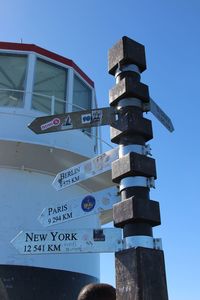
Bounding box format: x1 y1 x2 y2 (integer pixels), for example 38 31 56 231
108 36 168 300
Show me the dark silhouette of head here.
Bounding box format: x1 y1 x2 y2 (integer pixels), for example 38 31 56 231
0 279 9 300
77 283 116 300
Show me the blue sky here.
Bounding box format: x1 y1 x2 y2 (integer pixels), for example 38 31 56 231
1 0 200 299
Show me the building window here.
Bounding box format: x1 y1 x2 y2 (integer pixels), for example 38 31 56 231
32 58 67 114
72 75 92 111
0 54 27 108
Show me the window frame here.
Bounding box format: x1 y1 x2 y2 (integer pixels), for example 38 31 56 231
31 56 68 115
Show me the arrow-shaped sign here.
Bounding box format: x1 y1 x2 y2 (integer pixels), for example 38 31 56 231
144 98 174 132
38 186 119 227
29 100 174 134
28 107 116 134
52 147 119 191
11 228 122 254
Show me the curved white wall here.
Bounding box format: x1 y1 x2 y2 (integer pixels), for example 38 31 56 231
0 45 104 283
0 109 102 281
0 168 100 278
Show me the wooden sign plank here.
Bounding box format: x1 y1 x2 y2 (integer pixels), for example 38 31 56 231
28 107 116 134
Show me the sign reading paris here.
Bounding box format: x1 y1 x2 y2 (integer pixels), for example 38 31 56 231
38 186 119 227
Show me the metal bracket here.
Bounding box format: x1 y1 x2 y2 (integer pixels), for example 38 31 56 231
119 176 155 192
123 236 162 250
119 144 152 157
143 101 151 112
115 64 141 78
117 97 143 109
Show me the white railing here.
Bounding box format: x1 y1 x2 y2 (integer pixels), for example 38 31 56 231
0 88 113 151
0 88 87 115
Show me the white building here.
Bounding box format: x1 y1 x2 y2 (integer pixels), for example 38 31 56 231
0 42 112 300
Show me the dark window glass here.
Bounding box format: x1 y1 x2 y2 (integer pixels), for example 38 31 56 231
73 75 92 111
32 59 67 114
0 54 27 107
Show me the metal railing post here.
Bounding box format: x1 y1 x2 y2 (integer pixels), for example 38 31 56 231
51 95 55 115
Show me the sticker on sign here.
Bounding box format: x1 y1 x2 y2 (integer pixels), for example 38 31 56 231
11 228 122 254
81 110 103 124
40 118 61 131
52 148 119 191
38 187 119 227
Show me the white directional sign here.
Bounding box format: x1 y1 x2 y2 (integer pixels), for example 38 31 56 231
144 98 174 132
38 187 119 227
52 147 119 191
11 228 122 254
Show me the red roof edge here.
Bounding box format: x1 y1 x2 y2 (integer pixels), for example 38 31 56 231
0 42 94 88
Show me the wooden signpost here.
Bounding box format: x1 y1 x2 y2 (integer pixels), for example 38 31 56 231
108 36 169 300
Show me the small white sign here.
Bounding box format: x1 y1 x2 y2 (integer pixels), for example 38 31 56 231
38 187 119 227
81 113 92 124
11 228 122 254
52 148 119 191
149 98 174 132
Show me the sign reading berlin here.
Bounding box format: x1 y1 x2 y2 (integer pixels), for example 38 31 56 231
52 148 119 191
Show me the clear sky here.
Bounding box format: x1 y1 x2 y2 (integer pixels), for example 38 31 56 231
1 0 199 299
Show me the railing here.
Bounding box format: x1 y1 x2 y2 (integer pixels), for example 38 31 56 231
0 88 86 115
0 88 24 108
0 88 113 151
